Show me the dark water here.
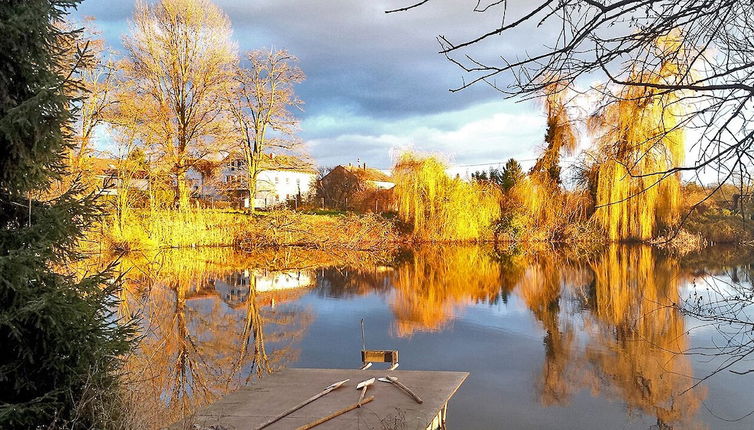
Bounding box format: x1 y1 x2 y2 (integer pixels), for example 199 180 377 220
117 245 754 429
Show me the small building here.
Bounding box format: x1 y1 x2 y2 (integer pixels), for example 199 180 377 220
319 163 395 211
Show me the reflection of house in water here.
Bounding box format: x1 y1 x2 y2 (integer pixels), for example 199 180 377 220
213 269 315 307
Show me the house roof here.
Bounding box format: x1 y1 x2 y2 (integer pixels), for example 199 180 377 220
261 154 317 174
223 154 317 174
341 165 393 182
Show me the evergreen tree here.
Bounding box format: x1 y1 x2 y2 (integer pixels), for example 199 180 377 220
0 1 133 428
471 170 489 182
501 159 524 191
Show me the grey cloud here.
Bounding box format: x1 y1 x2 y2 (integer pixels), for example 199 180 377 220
73 0 547 119
72 0 558 167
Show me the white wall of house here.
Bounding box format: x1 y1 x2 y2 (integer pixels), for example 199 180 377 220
255 270 314 292
185 168 206 195
253 170 315 208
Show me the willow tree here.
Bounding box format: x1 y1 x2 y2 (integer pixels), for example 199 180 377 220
121 0 236 210
393 153 501 241
530 85 578 185
509 86 580 237
393 0 754 193
225 49 305 212
589 44 685 241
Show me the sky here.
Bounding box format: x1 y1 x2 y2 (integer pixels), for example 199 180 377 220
71 0 559 176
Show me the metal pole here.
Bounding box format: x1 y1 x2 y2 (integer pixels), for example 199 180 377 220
360 319 366 352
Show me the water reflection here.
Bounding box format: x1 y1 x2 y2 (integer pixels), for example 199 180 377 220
106 245 754 429
116 249 315 426
391 247 508 337
585 246 704 429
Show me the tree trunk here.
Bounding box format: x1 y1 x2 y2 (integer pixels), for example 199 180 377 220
177 169 190 211
246 153 257 214
248 172 257 214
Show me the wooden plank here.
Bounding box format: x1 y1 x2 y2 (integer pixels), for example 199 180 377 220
169 368 468 430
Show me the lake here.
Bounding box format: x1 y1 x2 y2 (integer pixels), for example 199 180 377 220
112 244 754 429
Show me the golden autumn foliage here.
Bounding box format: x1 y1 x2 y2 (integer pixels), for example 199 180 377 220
119 0 237 210
393 152 501 241
390 246 505 337
513 245 705 427
504 176 595 242
588 39 685 241
500 86 595 242
530 84 579 184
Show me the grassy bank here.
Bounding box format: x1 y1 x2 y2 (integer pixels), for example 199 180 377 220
95 201 752 254
100 209 398 251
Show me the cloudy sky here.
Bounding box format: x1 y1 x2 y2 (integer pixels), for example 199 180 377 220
71 0 555 175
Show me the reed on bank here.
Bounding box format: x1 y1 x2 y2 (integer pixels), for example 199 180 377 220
100 209 399 251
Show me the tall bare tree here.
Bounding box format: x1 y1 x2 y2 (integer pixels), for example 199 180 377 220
225 49 305 212
121 0 236 210
67 19 116 168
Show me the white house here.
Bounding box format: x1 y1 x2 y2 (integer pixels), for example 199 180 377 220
190 154 316 209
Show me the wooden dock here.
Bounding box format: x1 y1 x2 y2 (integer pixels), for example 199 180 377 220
169 368 468 430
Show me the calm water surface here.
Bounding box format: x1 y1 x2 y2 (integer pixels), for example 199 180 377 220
116 245 754 429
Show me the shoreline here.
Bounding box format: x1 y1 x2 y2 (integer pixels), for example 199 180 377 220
91 209 748 254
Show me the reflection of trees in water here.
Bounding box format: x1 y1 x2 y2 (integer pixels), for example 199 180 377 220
116 249 313 428
350 244 705 426
516 254 589 406
584 246 704 429
514 246 705 428
98 245 747 428
314 247 510 337
316 266 393 298
390 246 508 337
